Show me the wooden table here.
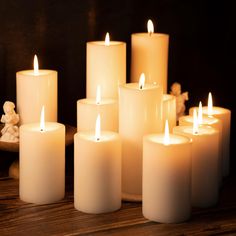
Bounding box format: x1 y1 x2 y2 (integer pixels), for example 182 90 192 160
1 174 236 236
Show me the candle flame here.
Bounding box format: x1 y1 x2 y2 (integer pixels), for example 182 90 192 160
193 108 199 135
96 85 101 104
139 73 145 89
40 106 45 132
208 92 213 116
198 101 203 125
147 19 154 35
34 55 39 75
95 114 101 141
164 120 170 145
105 32 110 46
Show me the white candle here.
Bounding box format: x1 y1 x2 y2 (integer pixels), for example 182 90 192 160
162 94 176 132
74 115 121 214
119 73 163 200
16 55 57 124
143 121 192 223
131 20 169 93
173 110 220 207
19 107 65 204
86 33 126 98
77 86 118 132
189 93 231 177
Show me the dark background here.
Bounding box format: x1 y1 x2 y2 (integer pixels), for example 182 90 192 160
0 1 235 170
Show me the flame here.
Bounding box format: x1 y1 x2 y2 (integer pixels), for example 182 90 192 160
147 19 154 35
34 55 39 75
96 85 101 104
105 32 110 46
163 120 170 145
198 101 203 125
139 73 145 89
95 114 101 141
208 92 213 116
40 106 45 132
193 108 199 134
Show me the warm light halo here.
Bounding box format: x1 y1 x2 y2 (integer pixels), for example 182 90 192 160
40 106 45 132
96 85 101 104
193 108 199 135
147 19 154 35
105 32 110 46
208 92 213 116
95 114 101 141
139 73 145 89
34 55 39 75
198 101 203 125
163 120 170 145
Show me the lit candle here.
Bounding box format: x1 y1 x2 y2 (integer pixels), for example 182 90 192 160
180 102 223 184
74 115 122 213
131 19 169 92
189 93 231 177
119 73 163 201
19 106 65 204
77 85 118 132
173 110 220 207
162 94 176 132
86 32 126 98
16 55 57 124
143 121 192 223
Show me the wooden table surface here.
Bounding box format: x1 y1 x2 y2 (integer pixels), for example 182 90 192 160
1 174 236 236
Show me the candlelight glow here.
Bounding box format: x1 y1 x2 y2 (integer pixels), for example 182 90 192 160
193 109 199 135
147 19 154 35
139 73 145 89
95 114 101 141
105 32 110 46
96 85 101 104
163 120 170 145
34 55 39 75
208 92 213 116
40 106 45 132
198 101 203 125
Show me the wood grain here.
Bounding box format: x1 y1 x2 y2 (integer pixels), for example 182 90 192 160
0 175 236 236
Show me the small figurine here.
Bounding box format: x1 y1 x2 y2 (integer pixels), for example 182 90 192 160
0 101 20 142
170 82 189 121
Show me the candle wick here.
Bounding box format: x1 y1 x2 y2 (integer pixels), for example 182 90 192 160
96 102 100 105
40 129 44 132
149 32 152 37
140 85 143 90
96 137 100 141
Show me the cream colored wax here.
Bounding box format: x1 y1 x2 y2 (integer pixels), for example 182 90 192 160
86 35 126 98
19 122 65 204
189 106 231 177
143 133 192 223
77 98 118 132
119 82 162 200
16 70 57 124
173 125 219 207
131 22 169 92
162 94 176 132
74 131 121 214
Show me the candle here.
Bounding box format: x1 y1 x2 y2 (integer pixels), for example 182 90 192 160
119 73 163 200
86 33 126 98
74 115 122 213
189 93 231 177
19 107 65 204
143 121 192 223
180 102 223 184
131 20 169 93
77 86 118 132
16 55 57 124
162 94 176 132
173 110 220 207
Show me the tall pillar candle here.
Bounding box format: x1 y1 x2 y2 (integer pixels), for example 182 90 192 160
131 20 169 92
20 119 65 204
143 124 192 223
173 121 219 207
16 55 57 124
74 129 121 214
162 94 176 132
119 75 162 200
86 33 126 98
189 93 231 177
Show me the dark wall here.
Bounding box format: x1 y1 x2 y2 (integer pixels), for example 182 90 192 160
0 1 235 136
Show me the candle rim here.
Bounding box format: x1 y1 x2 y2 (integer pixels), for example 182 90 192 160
17 69 57 76
87 41 125 46
174 125 219 136
190 106 231 115
20 122 65 133
132 32 169 38
119 82 161 91
179 114 220 125
77 98 117 105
